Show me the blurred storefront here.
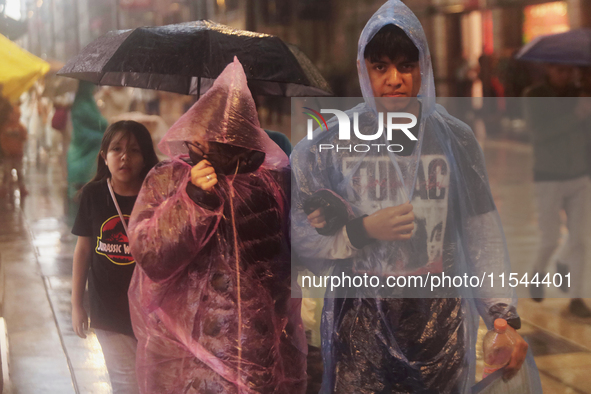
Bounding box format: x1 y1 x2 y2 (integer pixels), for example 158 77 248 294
523 1 569 42
416 0 591 96
11 0 591 98
18 0 246 62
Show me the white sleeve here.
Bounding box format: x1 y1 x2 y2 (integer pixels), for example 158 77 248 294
320 225 359 260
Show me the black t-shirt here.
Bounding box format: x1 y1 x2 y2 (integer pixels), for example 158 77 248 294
72 179 137 337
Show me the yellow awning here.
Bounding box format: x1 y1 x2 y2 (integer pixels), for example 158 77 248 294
0 33 50 102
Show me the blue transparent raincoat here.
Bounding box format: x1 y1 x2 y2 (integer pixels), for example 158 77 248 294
290 1 542 393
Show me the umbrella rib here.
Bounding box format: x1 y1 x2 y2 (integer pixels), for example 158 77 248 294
100 28 144 84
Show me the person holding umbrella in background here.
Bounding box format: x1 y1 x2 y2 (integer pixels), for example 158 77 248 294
524 64 591 317
515 28 591 315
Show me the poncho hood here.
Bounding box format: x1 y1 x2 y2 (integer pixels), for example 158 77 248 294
158 57 288 170
357 0 436 116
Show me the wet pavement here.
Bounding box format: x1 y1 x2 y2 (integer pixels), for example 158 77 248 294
1 156 110 394
1 138 591 393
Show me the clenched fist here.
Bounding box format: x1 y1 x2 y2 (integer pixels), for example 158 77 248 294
191 160 218 191
362 202 415 241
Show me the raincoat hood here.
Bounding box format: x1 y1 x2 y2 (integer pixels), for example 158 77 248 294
357 0 435 115
159 57 288 170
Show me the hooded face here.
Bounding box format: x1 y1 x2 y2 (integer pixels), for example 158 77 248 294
364 55 421 112
186 139 266 175
357 0 435 115
159 57 288 171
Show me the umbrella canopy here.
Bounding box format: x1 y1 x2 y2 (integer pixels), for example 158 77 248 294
516 29 591 66
58 20 332 97
0 33 50 102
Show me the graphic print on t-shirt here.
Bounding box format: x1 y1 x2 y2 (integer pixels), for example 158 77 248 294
95 215 135 265
407 154 449 275
344 154 449 276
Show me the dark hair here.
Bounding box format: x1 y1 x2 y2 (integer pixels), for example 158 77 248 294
364 24 419 63
88 120 160 184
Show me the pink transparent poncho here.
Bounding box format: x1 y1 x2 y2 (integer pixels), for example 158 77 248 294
128 58 306 393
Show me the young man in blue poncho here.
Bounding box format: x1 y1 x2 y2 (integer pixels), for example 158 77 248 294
291 1 542 393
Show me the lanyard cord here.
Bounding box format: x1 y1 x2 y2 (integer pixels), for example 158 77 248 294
107 178 129 235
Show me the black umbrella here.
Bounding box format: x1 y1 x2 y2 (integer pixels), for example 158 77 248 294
57 20 332 97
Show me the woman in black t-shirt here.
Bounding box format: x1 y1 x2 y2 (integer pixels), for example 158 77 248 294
71 120 158 394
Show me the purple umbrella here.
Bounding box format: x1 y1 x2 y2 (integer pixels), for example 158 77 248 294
516 29 591 66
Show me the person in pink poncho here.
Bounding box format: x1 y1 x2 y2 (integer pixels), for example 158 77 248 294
127 58 307 394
